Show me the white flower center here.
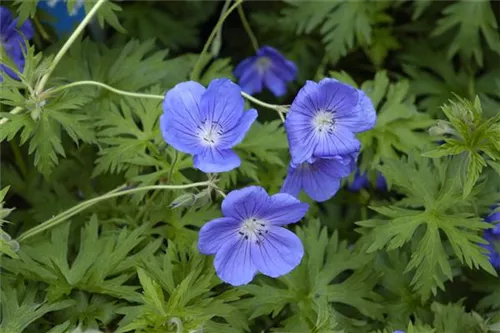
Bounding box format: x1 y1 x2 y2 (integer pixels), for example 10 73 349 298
256 56 271 73
312 110 335 134
238 217 269 245
197 121 223 146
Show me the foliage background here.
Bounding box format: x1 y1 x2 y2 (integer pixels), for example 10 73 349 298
1 0 500 332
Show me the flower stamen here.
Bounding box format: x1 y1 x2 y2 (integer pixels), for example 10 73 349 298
239 217 269 245
198 120 224 146
313 110 335 134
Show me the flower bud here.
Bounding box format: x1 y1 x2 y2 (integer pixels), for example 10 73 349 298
429 120 453 136
170 193 197 209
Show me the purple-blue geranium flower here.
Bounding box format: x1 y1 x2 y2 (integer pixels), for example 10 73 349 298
348 169 387 192
198 186 309 286
284 78 376 164
281 151 357 202
482 209 500 269
160 79 258 173
0 6 34 80
234 46 297 97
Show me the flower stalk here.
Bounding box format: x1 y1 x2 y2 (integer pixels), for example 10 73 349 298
17 181 212 242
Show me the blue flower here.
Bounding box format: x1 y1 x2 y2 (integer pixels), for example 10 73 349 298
234 46 297 97
37 0 85 37
160 79 258 173
198 186 309 286
285 78 376 164
281 152 357 202
348 169 387 192
0 6 34 80
482 209 500 269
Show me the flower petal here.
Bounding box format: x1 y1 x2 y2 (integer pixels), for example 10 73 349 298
160 114 202 155
198 217 241 255
250 227 304 278
237 66 263 96
234 56 256 78
337 88 376 133
193 148 240 173
301 158 344 202
161 81 205 154
18 17 34 40
288 80 320 116
314 125 361 157
200 78 245 129
215 237 258 286
221 186 270 220
285 111 317 164
315 78 358 115
218 108 258 149
261 193 309 226
280 163 303 198
263 69 288 97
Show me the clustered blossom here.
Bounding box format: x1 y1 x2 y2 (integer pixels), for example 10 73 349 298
234 46 297 97
160 79 257 173
198 186 308 286
282 78 376 201
0 6 34 80
161 46 378 285
483 209 500 269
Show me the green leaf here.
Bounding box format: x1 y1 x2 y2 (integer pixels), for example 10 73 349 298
0 281 74 333
1 216 161 303
432 0 500 66
281 1 393 61
82 0 126 33
432 301 488 333
358 155 497 299
13 0 38 23
92 90 164 177
54 38 169 98
137 268 166 316
241 220 382 331
117 244 247 333
464 152 486 198
424 96 500 196
220 120 288 188
333 70 434 168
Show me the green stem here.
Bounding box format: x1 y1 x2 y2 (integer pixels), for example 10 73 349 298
168 150 179 184
9 139 27 178
45 80 165 100
240 91 286 122
17 181 212 242
240 91 280 111
33 16 52 42
135 150 179 221
35 0 108 94
190 0 243 81
0 106 24 125
211 0 232 57
237 3 259 52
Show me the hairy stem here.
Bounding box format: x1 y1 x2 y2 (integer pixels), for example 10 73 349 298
17 181 212 242
0 106 23 125
35 0 108 93
45 80 165 100
240 91 286 121
237 3 259 52
190 0 243 81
